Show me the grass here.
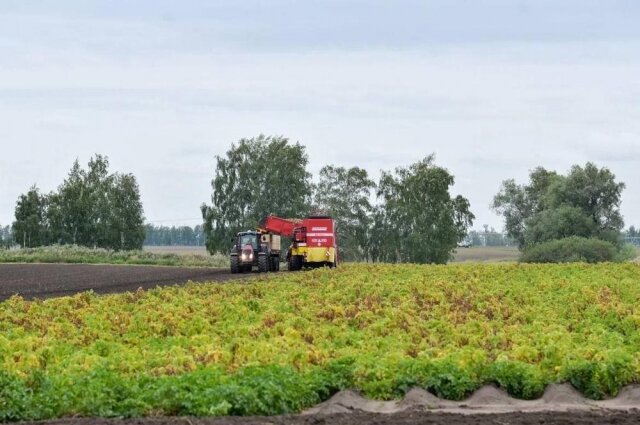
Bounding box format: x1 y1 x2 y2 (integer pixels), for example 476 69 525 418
144 245 209 256
451 246 520 263
0 245 227 268
1 262 640 420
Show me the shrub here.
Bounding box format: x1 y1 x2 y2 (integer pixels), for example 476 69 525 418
520 237 619 263
615 244 639 262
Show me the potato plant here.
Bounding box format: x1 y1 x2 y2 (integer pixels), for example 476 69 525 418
1 263 640 420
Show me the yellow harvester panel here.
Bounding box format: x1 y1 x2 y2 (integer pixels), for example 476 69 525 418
291 246 336 264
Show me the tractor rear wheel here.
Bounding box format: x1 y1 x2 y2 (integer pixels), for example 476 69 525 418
258 254 269 273
230 256 240 274
270 256 279 272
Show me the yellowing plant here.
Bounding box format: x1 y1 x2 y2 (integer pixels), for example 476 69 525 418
1 262 640 420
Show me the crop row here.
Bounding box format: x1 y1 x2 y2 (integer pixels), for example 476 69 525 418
1 263 640 420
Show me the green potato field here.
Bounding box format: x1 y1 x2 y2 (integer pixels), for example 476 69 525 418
1 263 640 420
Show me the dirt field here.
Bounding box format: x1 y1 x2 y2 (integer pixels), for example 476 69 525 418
17 411 640 425
452 246 520 262
0 263 247 301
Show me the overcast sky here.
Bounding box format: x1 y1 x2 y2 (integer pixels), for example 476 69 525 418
1 0 639 230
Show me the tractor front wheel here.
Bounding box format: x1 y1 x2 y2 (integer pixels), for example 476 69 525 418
230 256 240 274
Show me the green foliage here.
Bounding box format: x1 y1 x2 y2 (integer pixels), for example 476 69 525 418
494 163 627 262
144 224 205 246
519 237 620 263
616 244 639 262
11 155 146 251
314 165 375 261
0 371 31 422
371 155 474 264
524 205 596 245
488 360 546 399
0 224 13 248
0 365 353 421
391 353 487 400
0 245 227 267
492 167 561 248
549 163 625 235
201 135 312 255
561 350 636 399
12 186 49 248
2 263 639 420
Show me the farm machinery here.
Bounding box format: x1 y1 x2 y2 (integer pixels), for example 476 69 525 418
229 215 338 273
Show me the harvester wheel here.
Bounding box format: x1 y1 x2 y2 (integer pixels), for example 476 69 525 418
288 255 302 271
230 256 240 274
258 254 269 273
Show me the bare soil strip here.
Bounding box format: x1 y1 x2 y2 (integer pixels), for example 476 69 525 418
18 411 640 425
305 385 640 415
0 263 249 301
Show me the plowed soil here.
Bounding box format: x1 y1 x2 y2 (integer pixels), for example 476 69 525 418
18 411 640 425
0 263 247 300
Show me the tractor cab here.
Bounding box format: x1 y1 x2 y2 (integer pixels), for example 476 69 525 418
237 231 259 251
230 230 281 274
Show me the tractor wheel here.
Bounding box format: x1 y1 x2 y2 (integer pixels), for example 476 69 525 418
270 256 279 272
258 254 269 273
288 256 294 271
230 256 240 274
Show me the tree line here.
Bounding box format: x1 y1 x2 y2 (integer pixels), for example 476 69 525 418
627 226 640 238
0 225 11 248
202 135 633 264
467 227 518 247
144 224 205 246
11 155 145 250
6 136 634 263
201 135 474 263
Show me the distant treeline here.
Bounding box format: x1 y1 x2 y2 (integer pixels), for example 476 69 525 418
467 229 517 247
9 155 145 250
0 225 11 248
4 138 638 264
144 224 205 246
